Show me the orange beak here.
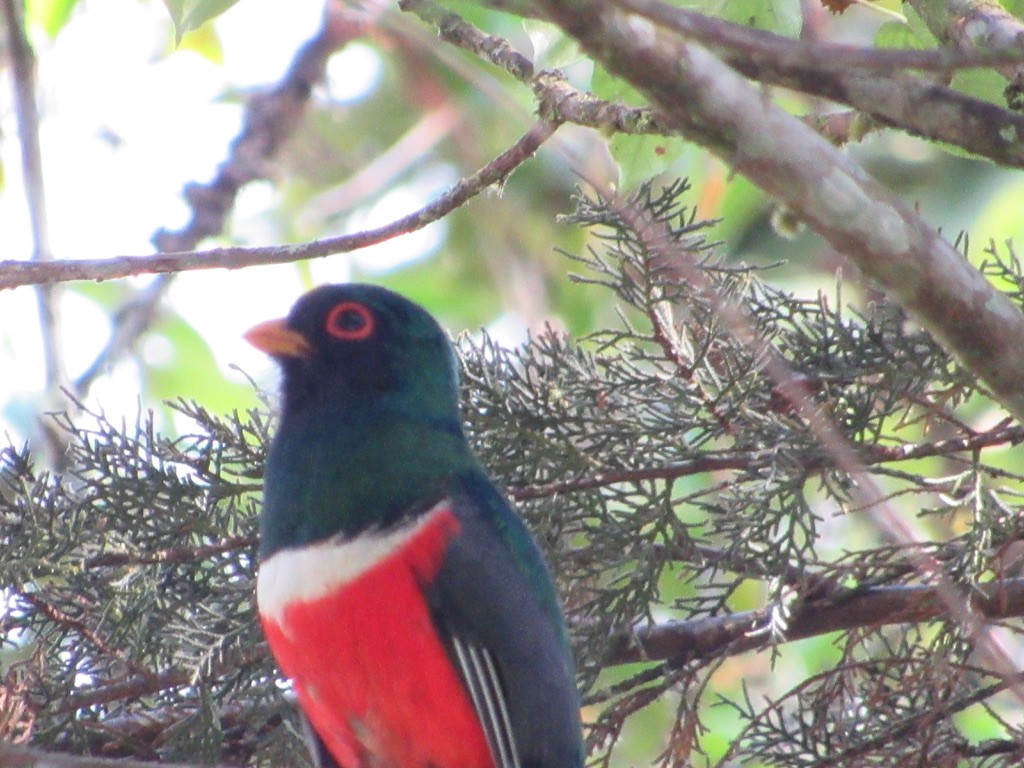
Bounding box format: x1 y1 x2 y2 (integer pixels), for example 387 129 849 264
244 318 313 359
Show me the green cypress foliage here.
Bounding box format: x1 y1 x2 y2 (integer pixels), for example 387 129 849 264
3 182 1024 766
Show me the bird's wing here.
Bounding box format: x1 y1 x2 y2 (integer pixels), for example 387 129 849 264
301 712 342 768
425 480 583 768
448 632 521 768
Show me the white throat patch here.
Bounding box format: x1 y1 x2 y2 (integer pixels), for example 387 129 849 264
257 499 452 625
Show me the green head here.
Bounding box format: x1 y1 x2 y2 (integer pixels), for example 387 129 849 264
246 283 462 422
246 284 474 557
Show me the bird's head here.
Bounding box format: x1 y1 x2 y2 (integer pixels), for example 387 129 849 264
245 284 462 422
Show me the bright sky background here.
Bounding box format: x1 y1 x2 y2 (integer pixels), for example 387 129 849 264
4 0 1023 448
0 0 451 444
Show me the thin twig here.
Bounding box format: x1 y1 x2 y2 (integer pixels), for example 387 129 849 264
1 0 69 465
0 742 206 768
18 593 153 680
82 535 258 570
508 454 754 499
73 3 369 397
298 103 462 230
0 119 560 290
53 645 269 715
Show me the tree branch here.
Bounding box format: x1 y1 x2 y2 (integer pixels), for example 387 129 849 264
447 0 1024 164
508 454 754 499
72 4 369 398
605 575 1024 666
613 0 1024 169
52 645 269 715
0 742 207 768
508 421 1024 500
81 535 258 570
535 0 1024 424
18 594 150 679
406 0 982 159
561 167 1024 701
906 0 1024 91
615 0 1024 75
0 119 559 291
1 0 71 465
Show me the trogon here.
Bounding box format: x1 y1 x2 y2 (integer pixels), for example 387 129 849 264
245 284 583 768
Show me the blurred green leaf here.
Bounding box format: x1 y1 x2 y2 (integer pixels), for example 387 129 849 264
590 64 696 190
522 18 582 70
717 0 801 36
608 134 694 192
147 313 258 414
952 67 1008 107
27 0 79 38
591 61 646 107
972 177 1024 250
376 254 501 330
69 279 127 311
1003 0 1024 20
954 702 1009 742
163 0 239 42
874 5 936 49
178 21 224 64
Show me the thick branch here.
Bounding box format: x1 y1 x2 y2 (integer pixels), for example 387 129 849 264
616 0 1024 74
536 0 1024 422
614 0 1024 169
907 0 1024 89
605 576 1024 666
411 0 1023 162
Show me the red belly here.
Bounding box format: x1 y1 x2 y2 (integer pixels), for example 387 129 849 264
260 509 494 768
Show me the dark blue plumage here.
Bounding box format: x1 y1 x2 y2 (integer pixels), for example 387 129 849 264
247 284 583 768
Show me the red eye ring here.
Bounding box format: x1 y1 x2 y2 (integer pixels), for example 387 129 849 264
325 301 375 341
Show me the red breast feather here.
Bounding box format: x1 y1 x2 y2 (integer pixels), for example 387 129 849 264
259 505 493 768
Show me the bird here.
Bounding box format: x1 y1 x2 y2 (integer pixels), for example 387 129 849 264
244 284 583 768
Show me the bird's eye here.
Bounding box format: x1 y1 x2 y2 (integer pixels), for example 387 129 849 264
325 302 375 341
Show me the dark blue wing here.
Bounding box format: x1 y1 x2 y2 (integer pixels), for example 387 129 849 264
301 712 341 768
425 472 584 768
